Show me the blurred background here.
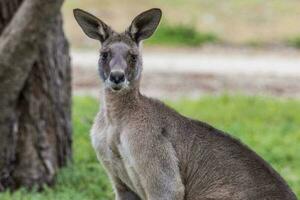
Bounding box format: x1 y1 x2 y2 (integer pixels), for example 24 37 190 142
1 0 299 199
67 0 300 99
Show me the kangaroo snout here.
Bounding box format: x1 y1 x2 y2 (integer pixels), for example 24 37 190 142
108 70 127 91
109 70 125 84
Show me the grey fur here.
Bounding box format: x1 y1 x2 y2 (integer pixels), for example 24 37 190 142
74 8 297 200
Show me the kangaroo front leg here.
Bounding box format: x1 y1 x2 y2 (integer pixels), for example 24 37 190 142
115 187 141 200
123 129 185 200
110 175 141 200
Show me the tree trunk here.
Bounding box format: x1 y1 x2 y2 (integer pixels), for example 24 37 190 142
0 0 72 190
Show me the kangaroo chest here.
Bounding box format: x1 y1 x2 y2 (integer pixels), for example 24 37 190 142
91 123 144 197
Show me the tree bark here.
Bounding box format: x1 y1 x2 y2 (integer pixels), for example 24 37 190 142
0 0 72 190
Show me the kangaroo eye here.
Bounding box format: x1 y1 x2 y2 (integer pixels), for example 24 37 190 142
101 52 109 61
130 54 137 62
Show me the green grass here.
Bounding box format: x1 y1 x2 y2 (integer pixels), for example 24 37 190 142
287 36 300 49
1 95 299 199
146 23 219 46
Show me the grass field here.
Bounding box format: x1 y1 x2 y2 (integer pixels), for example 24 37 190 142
1 95 299 199
145 23 219 47
287 36 300 49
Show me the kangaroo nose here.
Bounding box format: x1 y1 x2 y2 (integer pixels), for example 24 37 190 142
109 71 125 84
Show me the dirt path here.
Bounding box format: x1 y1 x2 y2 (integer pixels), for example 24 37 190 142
72 47 300 99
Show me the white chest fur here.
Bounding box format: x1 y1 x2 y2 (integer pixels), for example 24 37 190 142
90 121 144 198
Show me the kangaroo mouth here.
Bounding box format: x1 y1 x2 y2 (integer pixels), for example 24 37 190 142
111 84 122 91
106 79 129 92
109 81 127 92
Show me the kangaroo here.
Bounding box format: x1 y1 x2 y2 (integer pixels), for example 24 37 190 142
73 8 297 200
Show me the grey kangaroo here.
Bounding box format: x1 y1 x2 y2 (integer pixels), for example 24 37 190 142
73 8 297 200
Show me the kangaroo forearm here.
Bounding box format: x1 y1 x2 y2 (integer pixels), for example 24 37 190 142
147 190 185 200
109 174 141 200
126 134 185 200
145 181 185 200
116 191 141 200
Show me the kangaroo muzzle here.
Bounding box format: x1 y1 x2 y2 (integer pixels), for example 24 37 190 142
108 70 126 91
109 71 125 84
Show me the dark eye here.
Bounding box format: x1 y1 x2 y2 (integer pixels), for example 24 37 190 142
130 54 137 63
101 52 109 61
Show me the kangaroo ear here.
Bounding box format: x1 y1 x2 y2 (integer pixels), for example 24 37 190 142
73 9 113 42
127 8 162 43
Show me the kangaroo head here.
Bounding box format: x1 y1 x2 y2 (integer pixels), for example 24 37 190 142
74 8 162 92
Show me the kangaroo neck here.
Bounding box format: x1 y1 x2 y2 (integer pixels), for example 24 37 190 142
101 87 141 123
